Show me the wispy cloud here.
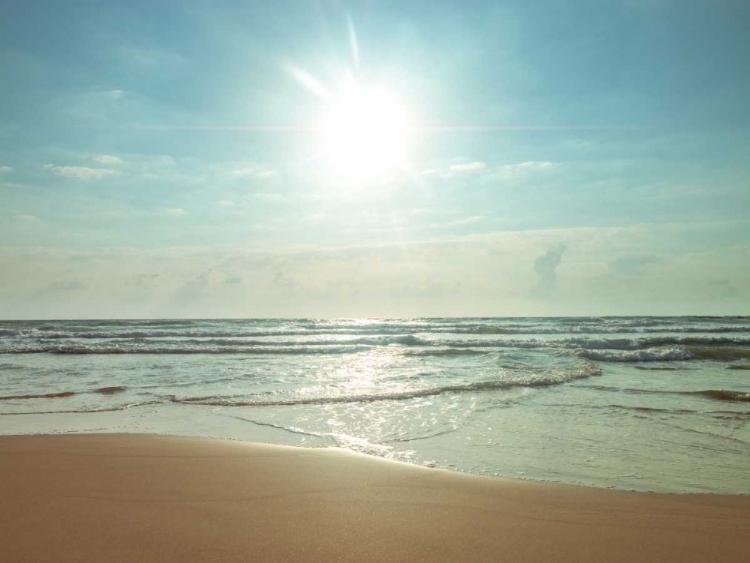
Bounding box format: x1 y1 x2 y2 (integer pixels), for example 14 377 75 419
162 207 189 216
433 161 559 181
228 166 276 179
89 155 123 165
217 200 235 207
102 89 124 100
486 161 560 181
0 166 12 173
439 215 487 228
44 165 115 180
449 161 487 173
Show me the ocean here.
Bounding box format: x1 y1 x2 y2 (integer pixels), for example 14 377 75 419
1 317 748 493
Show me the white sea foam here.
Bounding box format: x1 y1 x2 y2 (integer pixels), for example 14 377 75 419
575 348 696 362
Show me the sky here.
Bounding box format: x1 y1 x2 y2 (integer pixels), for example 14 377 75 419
1 0 749 318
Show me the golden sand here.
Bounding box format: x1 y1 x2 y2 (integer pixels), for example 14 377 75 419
1 434 748 562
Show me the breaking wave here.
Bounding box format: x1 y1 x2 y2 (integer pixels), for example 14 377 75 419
575 348 696 362
0 344 374 355
171 363 601 407
3 317 750 341
2 331 750 364
403 349 491 357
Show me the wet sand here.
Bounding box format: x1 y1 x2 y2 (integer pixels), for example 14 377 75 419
1 434 748 562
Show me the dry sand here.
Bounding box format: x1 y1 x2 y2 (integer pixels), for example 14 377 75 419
1 434 748 562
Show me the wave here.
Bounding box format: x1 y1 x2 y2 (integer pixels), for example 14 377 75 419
0 391 76 401
0 386 127 401
171 363 601 407
562 336 750 349
403 349 491 357
687 390 750 404
578 384 750 405
3 337 749 363
0 400 162 416
0 344 374 355
606 404 699 415
3 320 750 364
688 346 750 361
162 335 429 347
574 348 695 362
95 386 127 395
4 320 750 340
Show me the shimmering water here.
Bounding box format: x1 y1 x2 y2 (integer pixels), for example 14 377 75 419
1 317 749 493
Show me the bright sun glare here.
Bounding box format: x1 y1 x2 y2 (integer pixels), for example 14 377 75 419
320 77 410 179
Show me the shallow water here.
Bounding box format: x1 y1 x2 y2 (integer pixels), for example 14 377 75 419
1 317 748 493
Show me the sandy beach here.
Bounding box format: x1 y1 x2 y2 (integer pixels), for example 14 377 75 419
0 434 748 562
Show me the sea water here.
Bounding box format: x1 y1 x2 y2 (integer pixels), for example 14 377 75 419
1 317 748 493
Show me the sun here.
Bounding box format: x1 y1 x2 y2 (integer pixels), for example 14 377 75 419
319 77 411 180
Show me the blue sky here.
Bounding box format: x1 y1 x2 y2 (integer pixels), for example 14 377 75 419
1 0 748 318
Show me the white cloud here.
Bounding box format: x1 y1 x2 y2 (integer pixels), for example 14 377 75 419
228 167 256 177
486 161 560 181
104 89 125 100
431 161 560 181
163 207 189 216
0 166 12 173
0 221 747 318
217 200 235 207
250 221 281 231
16 214 38 222
532 245 566 296
518 161 557 170
449 162 487 173
440 215 487 228
44 165 115 180
228 166 277 179
90 155 123 165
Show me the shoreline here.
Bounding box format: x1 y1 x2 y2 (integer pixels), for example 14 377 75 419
3 418 749 495
4 427 748 497
2 433 749 562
